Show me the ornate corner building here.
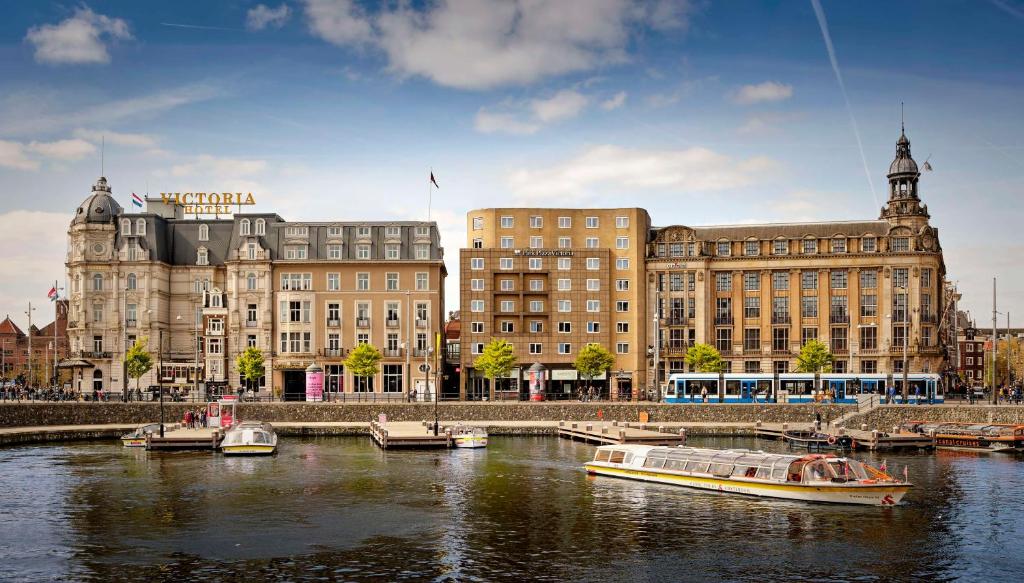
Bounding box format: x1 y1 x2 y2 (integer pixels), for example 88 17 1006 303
64 179 446 399
646 128 946 382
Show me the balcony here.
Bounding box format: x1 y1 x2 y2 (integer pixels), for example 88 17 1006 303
245 320 258 328
416 319 429 329
742 347 762 356
715 315 734 326
829 314 850 324
384 348 403 358
771 314 790 325
125 319 137 328
321 348 346 358
76 350 112 359
413 348 429 357
771 347 791 356
664 316 688 326
356 318 370 328
890 345 911 354
859 347 879 355
831 346 849 355
386 318 400 328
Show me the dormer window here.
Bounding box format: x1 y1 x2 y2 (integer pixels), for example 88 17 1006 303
199 224 209 242
136 219 146 236
121 219 131 235
743 240 759 256
862 236 877 252
240 219 251 235
255 219 265 235
772 239 788 255
197 247 209 266
831 237 847 253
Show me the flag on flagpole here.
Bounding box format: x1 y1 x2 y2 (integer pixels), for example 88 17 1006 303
131 193 144 208
430 172 439 188
47 286 58 302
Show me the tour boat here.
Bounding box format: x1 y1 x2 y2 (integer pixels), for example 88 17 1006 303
121 423 162 447
585 445 911 506
452 425 488 448
901 421 1024 453
219 421 278 455
783 430 853 451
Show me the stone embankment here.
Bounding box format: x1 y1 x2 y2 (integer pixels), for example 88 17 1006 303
844 405 1024 430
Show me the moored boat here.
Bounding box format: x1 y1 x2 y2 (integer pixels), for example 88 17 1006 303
219 421 278 455
121 423 162 447
452 425 488 448
783 430 853 450
585 445 911 506
901 421 1024 453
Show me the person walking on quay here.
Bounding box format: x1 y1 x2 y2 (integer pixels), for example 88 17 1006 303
700 386 708 403
814 412 822 432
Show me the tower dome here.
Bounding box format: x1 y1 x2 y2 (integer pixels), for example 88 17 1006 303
888 130 918 175
71 176 123 225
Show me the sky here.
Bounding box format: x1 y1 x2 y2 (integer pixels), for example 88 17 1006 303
0 0 1022 331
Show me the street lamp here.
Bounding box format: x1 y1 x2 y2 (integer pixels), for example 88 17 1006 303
887 285 911 403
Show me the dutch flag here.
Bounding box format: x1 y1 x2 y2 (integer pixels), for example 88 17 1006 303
131 193 143 208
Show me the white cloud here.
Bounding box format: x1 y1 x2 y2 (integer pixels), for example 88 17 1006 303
0 140 39 171
530 90 589 123
732 81 794 105
601 91 627 110
473 110 541 135
0 211 69 331
247 3 293 31
736 111 805 135
305 0 697 90
71 128 159 148
171 154 267 179
25 6 132 65
303 0 373 45
508 144 778 201
27 139 96 161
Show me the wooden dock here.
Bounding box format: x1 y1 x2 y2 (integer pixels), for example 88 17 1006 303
846 429 935 451
369 420 452 449
557 420 685 446
146 427 223 451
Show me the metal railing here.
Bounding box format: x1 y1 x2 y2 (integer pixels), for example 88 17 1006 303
715 315 734 325
356 318 370 328
771 314 791 325
383 349 403 357
386 319 400 328
829 313 850 324
415 319 429 329
245 320 258 328
320 348 346 358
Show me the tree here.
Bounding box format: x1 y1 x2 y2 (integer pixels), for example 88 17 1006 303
474 339 518 396
124 337 154 394
984 337 1023 389
236 347 266 396
344 343 382 392
575 343 615 386
795 339 833 373
685 343 724 373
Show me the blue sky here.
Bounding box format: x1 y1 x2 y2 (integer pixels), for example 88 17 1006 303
0 0 1022 330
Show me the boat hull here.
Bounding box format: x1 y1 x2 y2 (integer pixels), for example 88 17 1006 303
454 436 488 448
585 464 909 506
221 444 276 456
121 438 147 448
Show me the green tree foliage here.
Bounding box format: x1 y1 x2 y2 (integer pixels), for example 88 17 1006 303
984 337 1023 388
236 347 266 392
124 337 154 391
575 343 615 381
684 343 724 373
474 339 518 383
344 343 383 379
795 339 833 373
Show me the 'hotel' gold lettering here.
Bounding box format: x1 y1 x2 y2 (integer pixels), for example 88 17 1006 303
159 192 256 215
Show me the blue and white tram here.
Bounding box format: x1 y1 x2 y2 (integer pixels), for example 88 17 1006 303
892 373 943 404
664 373 721 403
778 373 816 403
722 373 776 403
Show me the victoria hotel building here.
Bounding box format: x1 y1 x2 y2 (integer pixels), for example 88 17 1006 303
460 129 949 400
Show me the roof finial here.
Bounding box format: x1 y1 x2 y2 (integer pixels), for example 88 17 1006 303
101 134 105 177
900 101 904 134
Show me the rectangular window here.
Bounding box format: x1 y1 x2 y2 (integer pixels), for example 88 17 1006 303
587 300 600 312
557 279 571 291
616 301 629 312
616 322 629 333
529 343 542 354
327 273 340 291
416 272 428 290
921 268 932 289
716 272 732 291
587 321 600 333
559 237 571 249
587 279 600 291
530 236 542 249
860 327 878 350
285 226 309 238
470 258 484 271
470 300 484 312
862 237 876 252
328 244 343 259
500 216 514 228
802 327 817 345
472 217 483 230
529 300 543 312
558 343 572 354
471 322 484 333
529 279 543 291
715 328 731 353
801 296 818 318
501 321 515 333
414 245 430 260
585 216 599 228
831 327 848 352
383 364 403 393
529 215 543 228
586 237 599 248
891 237 910 252
830 270 848 289
743 272 759 291
802 239 818 254
528 257 542 270
386 273 399 291
831 296 848 320
744 241 759 256
558 216 571 229
356 226 371 238
744 297 760 318
615 216 629 228
500 236 514 249
500 279 515 292
500 300 514 313
616 258 629 270
861 294 877 317
772 272 789 290
385 244 400 260
557 258 571 270
356 273 369 291
616 279 629 291
615 236 629 249
801 271 818 290
717 241 731 256
530 321 543 333
586 258 600 270
499 258 514 270
356 245 370 260
557 300 571 312
616 342 629 354
744 328 760 351
893 268 909 290
773 240 788 255
831 238 847 253
860 270 877 289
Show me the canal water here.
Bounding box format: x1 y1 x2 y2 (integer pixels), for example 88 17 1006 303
1 436 1021 582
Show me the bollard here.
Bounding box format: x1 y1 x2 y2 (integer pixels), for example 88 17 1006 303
619 429 626 441
755 419 762 428
422 420 427 427
861 423 868 431
679 428 687 444
601 426 608 435
559 420 565 427
640 423 647 431
782 423 788 431
571 422 578 429
586 424 593 432
658 425 665 434
612 420 618 427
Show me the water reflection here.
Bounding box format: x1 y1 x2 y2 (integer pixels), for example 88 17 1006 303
0 436 1022 582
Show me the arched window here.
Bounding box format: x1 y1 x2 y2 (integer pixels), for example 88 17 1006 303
92 273 103 291
121 219 131 235
255 219 266 236
126 273 137 290
240 219 251 236
136 219 146 236
93 369 103 392
210 293 222 308
199 224 209 242
197 247 209 266
247 273 257 290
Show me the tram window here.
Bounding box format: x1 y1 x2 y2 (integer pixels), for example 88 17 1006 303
724 381 741 395
757 380 772 394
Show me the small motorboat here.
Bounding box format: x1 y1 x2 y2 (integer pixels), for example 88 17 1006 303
585 445 911 506
452 425 488 449
783 430 853 450
220 421 278 455
121 423 162 447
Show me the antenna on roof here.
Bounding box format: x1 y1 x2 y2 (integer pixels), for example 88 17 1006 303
101 135 105 176
900 101 904 133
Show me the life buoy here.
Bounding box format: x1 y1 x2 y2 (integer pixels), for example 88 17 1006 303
827 435 837 445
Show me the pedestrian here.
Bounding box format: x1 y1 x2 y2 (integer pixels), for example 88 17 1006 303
700 386 708 404
815 412 822 432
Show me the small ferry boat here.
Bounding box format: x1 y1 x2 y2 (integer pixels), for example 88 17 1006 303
121 423 162 447
585 445 911 506
901 421 1024 453
219 421 278 455
452 425 488 448
783 430 853 451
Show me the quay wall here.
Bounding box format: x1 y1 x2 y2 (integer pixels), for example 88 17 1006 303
848 405 1024 429
1 402 850 428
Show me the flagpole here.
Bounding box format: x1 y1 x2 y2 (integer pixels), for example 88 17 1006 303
427 168 433 223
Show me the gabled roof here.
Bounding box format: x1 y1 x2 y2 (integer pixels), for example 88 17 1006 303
0 316 25 337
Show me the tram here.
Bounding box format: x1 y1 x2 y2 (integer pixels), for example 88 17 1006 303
664 372 942 404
